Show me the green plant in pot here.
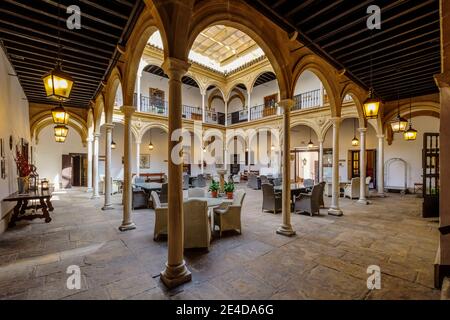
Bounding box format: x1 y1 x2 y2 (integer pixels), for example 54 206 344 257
224 181 235 199
209 179 220 198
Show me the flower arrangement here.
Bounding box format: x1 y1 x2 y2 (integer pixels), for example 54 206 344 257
15 149 31 177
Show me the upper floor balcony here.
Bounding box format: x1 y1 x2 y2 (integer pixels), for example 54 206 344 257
131 88 353 126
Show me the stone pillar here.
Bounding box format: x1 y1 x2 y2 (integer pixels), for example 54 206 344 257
135 140 141 178
319 140 324 182
160 57 192 288
102 124 114 210
119 106 136 232
91 133 100 199
86 137 93 192
247 91 251 122
225 100 228 126
377 135 385 196
201 92 206 123
328 117 343 216
276 99 296 237
358 128 369 204
136 73 142 112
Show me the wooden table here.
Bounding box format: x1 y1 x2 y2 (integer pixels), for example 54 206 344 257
3 190 54 228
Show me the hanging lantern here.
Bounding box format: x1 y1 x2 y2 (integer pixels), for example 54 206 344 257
51 104 69 125
351 119 359 146
271 145 275 151
363 88 380 119
42 62 74 101
111 141 117 149
390 115 409 133
41 179 49 191
307 140 314 148
148 130 154 150
55 136 66 143
404 125 418 141
54 125 69 142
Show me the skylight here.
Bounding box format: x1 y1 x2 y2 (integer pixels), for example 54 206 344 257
147 31 265 74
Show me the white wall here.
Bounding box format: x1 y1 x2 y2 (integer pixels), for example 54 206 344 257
0 49 31 233
99 123 125 180
140 71 203 108
294 70 323 95
251 80 279 107
35 126 86 190
385 116 440 189
323 118 377 182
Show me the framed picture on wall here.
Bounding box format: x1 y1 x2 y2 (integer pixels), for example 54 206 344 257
139 154 151 169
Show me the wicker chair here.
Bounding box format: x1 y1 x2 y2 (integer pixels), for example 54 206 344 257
260 175 270 185
262 183 282 213
132 187 149 210
247 173 261 190
318 181 326 208
183 199 211 250
188 188 206 198
159 183 168 204
151 191 167 241
294 184 322 216
213 190 246 237
183 174 190 190
303 179 314 189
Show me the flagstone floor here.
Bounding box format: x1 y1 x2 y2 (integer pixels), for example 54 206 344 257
0 185 441 300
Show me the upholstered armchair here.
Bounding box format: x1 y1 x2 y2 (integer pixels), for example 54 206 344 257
344 177 360 199
196 174 206 188
151 191 167 241
213 190 246 237
294 184 322 216
365 176 372 198
188 187 206 198
247 173 261 190
183 199 211 250
262 183 282 213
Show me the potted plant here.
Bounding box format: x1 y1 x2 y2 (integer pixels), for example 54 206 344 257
224 181 235 199
208 179 220 198
14 149 31 194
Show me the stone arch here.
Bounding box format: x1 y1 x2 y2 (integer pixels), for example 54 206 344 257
340 83 367 129
93 94 105 134
111 117 140 142
186 1 292 100
290 120 322 142
104 67 123 124
250 71 277 93
120 4 167 106
31 111 88 146
292 55 341 117
137 122 169 143
208 88 226 109
225 84 247 103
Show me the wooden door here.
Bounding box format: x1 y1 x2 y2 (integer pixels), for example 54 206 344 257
61 154 72 189
423 133 439 218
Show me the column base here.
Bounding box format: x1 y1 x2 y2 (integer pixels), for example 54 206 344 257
328 208 343 216
276 224 296 237
86 188 93 193
91 194 100 199
160 261 192 289
377 192 386 198
118 222 136 232
357 199 370 205
102 204 114 211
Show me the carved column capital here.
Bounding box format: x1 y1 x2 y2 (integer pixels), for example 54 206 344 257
104 123 115 130
277 99 295 110
358 127 368 133
162 57 190 81
120 105 136 118
434 72 450 89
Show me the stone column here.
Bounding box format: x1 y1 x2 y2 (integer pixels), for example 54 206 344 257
319 140 324 182
328 117 343 216
224 100 228 126
358 128 369 204
276 99 296 237
91 133 100 199
247 91 251 122
160 57 192 288
119 106 136 231
201 92 206 123
86 137 93 192
377 135 385 197
136 73 142 112
102 124 114 210
135 140 141 178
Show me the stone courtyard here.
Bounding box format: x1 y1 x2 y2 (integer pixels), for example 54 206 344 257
0 186 440 300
